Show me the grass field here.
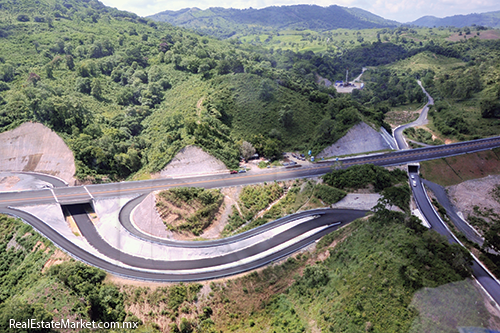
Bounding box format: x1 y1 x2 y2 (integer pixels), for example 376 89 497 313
387 51 466 74
420 148 500 186
238 27 455 53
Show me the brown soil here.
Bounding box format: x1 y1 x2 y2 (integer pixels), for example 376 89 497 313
0 175 20 190
200 187 242 239
0 122 76 184
447 30 500 42
42 249 71 273
154 189 226 241
420 149 500 186
386 110 420 128
152 145 228 179
447 175 500 226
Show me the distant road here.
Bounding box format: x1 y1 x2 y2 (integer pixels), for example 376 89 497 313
394 80 434 149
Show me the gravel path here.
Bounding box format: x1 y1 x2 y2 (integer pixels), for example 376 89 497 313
0 172 52 191
330 193 381 210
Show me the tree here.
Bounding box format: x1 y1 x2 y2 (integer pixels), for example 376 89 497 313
259 78 275 101
240 141 255 161
91 78 102 99
480 99 500 119
379 185 410 212
16 14 30 22
279 105 294 128
75 77 91 94
262 138 281 159
483 221 500 252
45 65 54 79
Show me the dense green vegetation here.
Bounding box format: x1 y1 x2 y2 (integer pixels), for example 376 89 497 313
238 182 284 221
2 0 497 182
403 127 443 145
322 164 407 192
156 187 223 236
312 184 346 205
204 190 480 332
148 5 398 39
0 0 398 181
0 215 142 332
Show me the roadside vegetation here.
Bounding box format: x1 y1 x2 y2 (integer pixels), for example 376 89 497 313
322 164 407 192
403 127 443 145
156 187 224 236
0 215 145 332
200 190 480 333
1 162 496 332
420 148 500 186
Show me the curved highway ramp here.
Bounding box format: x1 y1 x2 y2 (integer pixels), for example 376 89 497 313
2 200 367 282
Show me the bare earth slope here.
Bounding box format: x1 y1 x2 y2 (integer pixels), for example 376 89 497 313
317 122 393 158
447 175 500 223
0 122 75 184
154 145 229 178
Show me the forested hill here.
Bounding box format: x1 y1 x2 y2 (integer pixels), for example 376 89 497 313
147 5 399 39
409 11 500 28
0 0 395 182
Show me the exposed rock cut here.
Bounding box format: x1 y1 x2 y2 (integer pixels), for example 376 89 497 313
154 145 228 178
0 122 76 184
317 122 393 158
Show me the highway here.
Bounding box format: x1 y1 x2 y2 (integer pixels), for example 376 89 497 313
1 136 499 208
0 135 499 283
1 205 366 281
409 169 500 304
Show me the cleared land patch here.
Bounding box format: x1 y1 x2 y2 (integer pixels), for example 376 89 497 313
446 30 500 42
420 148 500 186
447 175 500 235
153 145 229 179
317 122 393 158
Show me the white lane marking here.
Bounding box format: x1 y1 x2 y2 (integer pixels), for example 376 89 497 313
50 188 59 203
84 186 94 199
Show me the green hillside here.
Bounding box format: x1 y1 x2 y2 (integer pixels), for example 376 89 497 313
148 5 399 39
410 11 500 28
0 0 390 181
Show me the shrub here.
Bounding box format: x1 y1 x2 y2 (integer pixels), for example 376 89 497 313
314 184 346 204
16 14 30 22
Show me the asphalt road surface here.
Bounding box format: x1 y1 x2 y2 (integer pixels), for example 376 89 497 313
394 80 434 150
1 136 499 208
422 179 484 246
0 205 367 281
409 169 500 305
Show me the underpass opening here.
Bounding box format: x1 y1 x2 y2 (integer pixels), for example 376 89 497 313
408 164 419 174
61 203 96 228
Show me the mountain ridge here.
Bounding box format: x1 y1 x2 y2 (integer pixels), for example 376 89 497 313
147 5 400 38
409 11 500 27
148 5 500 36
